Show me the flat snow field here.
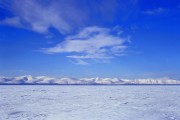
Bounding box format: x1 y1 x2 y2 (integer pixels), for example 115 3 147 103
0 85 180 120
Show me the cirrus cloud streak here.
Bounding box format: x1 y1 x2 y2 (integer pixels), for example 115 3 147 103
44 26 129 64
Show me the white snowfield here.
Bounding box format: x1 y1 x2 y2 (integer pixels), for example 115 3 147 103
0 85 180 120
0 75 180 84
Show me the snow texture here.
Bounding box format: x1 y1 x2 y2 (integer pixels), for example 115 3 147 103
0 85 180 120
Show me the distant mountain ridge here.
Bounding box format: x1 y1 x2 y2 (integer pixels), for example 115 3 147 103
0 75 180 85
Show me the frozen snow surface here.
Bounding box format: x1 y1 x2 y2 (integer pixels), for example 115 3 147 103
0 85 180 120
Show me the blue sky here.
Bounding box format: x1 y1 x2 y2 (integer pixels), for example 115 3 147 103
0 0 180 78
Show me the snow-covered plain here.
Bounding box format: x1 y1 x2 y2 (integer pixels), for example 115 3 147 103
0 85 180 120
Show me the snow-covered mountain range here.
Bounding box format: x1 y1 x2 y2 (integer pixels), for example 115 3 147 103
0 75 180 85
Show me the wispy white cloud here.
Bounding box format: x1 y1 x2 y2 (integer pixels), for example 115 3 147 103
71 59 90 65
44 26 129 64
0 0 120 34
0 17 22 27
143 8 166 15
0 0 87 34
